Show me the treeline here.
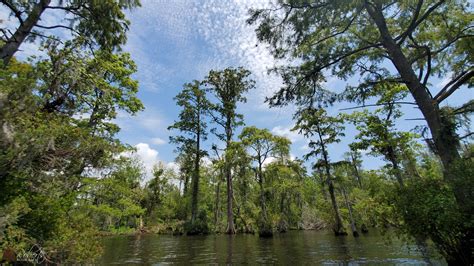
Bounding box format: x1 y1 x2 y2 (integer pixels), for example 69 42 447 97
0 0 472 265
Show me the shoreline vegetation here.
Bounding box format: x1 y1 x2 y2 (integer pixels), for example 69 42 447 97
99 220 328 237
0 0 472 265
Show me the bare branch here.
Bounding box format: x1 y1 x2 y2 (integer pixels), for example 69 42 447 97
281 2 329 9
459 132 473 140
35 24 74 31
435 69 474 103
45 5 87 19
1 0 24 24
339 102 417 111
288 43 382 97
29 31 63 43
405 118 425 121
302 9 361 49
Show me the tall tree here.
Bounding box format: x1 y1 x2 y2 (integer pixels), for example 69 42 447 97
1 39 143 190
168 81 210 228
293 108 346 235
344 149 363 189
345 88 415 187
0 39 143 262
0 0 140 65
249 2 473 262
204 67 255 234
239 126 291 237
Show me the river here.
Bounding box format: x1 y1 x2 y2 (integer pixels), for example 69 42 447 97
99 230 445 265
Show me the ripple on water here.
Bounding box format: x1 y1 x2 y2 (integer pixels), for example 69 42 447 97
99 230 446 265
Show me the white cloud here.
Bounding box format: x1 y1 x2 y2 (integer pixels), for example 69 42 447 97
299 144 310 152
129 143 182 185
271 124 303 143
124 0 286 108
193 0 285 109
436 71 453 89
151 137 167 145
262 156 277 168
201 156 213 167
166 161 180 174
115 108 166 135
134 143 159 177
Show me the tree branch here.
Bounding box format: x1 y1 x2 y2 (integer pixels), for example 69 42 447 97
459 132 473 140
435 69 474 103
395 0 446 44
395 0 423 44
1 0 24 24
339 102 417 111
289 43 382 97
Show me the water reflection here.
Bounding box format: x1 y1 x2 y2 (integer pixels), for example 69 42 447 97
99 230 445 265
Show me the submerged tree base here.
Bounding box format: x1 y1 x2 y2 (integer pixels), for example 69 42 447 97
258 230 274 238
334 230 348 236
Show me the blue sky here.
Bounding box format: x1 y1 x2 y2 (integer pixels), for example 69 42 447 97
112 0 471 178
1 0 471 180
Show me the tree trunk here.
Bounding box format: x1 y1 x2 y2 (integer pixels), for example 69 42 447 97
0 0 51 66
387 146 404 187
225 122 235 234
257 161 272 237
225 162 235 234
365 3 470 264
190 127 200 224
317 128 346 236
326 174 346 236
183 172 189 195
316 166 328 200
365 1 461 194
350 153 363 188
258 162 268 221
214 171 221 228
342 188 359 237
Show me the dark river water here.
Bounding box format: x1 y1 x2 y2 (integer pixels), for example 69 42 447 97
99 230 445 265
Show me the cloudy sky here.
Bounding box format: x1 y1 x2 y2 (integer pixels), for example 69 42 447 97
2 0 470 181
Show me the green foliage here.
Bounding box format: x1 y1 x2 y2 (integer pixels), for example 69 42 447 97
83 158 145 231
205 67 255 142
394 176 462 259
248 0 472 107
0 36 143 262
0 0 141 64
0 197 31 254
168 80 211 231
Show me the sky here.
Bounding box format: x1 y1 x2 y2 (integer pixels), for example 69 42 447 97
1 0 472 181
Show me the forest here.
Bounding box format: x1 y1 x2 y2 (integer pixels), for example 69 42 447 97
0 0 472 265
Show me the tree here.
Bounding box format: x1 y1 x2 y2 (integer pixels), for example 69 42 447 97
264 158 307 232
1 39 143 191
0 38 142 262
293 108 346 235
344 149 363 189
345 88 416 187
239 126 291 237
204 67 255 234
84 157 145 232
0 0 140 65
168 81 210 231
249 2 473 263
332 161 360 237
